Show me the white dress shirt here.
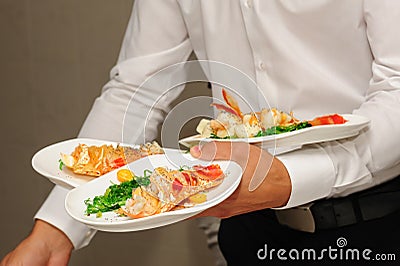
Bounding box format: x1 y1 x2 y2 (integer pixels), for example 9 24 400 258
35 0 400 249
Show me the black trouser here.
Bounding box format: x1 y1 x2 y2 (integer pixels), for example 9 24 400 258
218 181 400 265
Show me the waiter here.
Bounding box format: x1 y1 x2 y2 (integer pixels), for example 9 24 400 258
2 1 400 265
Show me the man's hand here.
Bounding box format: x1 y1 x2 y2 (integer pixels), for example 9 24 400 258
1 220 73 266
190 142 292 218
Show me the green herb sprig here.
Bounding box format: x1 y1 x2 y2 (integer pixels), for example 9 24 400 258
208 122 311 139
209 133 231 139
84 169 152 215
58 159 64 170
255 121 311 137
84 179 138 215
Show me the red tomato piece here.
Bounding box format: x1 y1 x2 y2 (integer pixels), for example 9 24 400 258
309 114 347 126
331 114 347 124
193 164 223 181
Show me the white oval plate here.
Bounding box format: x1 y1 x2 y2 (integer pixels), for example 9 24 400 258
179 114 370 149
65 153 242 232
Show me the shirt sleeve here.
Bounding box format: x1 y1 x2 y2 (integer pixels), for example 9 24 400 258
34 186 97 249
35 0 192 250
79 0 192 143
276 0 400 208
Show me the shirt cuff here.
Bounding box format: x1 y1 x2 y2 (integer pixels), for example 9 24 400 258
34 185 97 250
275 144 336 209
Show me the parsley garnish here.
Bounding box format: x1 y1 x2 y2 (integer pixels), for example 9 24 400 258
255 122 312 137
178 165 190 171
84 179 139 215
58 159 64 170
84 169 152 215
209 133 231 139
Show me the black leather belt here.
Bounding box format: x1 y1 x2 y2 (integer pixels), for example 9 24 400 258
275 176 400 233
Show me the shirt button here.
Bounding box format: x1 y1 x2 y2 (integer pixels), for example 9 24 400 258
258 61 265 71
245 0 253 8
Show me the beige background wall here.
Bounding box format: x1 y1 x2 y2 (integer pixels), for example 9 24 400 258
0 0 216 265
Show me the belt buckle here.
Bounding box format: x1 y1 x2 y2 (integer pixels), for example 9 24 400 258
275 203 315 233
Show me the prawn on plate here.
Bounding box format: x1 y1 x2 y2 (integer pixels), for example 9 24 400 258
60 141 163 177
121 164 224 218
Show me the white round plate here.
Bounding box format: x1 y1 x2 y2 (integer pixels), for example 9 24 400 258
65 153 242 232
179 114 370 149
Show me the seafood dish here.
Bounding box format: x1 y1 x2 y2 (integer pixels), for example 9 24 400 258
84 164 225 219
60 141 163 177
197 88 347 139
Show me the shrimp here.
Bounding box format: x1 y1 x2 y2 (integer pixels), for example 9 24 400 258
201 88 262 138
210 88 243 117
260 108 299 130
